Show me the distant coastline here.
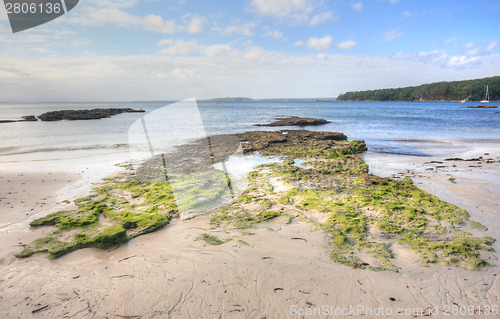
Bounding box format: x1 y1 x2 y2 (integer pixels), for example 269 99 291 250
337 76 499 102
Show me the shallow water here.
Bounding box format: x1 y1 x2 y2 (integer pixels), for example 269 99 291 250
1 100 499 169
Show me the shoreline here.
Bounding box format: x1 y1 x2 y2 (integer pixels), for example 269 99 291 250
1 138 499 317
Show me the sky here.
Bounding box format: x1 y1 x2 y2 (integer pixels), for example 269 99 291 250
0 0 499 101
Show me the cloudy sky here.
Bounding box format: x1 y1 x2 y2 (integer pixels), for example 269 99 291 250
0 0 499 101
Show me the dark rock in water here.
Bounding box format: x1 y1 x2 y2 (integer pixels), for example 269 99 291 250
0 115 38 124
466 105 498 108
255 116 331 127
38 108 145 121
21 115 37 121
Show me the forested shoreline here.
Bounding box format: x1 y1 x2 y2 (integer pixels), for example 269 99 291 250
337 76 499 102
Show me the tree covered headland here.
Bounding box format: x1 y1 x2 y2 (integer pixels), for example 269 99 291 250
337 76 499 102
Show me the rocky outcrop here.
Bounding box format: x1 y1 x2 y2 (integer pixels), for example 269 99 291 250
136 129 361 179
236 130 347 153
255 116 331 127
21 115 37 121
0 115 38 124
466 105 498 108
38 108 145 121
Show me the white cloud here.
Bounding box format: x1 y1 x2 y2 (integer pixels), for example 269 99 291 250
250 0 312 18
3 49 499 101
86 0 139 8
212 22 257 37
264 30 283 39
414 42 497 68
68 7 204 34
447 56 479 67
203 44 232 57
158 39 235 58
382 29 403 41
158 39 173 46
183 14 205 34
401 10 413 17
486 41 498 51
293 40 304 47
352 2 363 11
443 36 459 44
306 36 332 51
159 39 201 55
250 0 329 25
309 12 334 26
336 40 356 50
32 48 50 53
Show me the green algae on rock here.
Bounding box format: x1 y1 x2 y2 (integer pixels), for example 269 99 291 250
16 129 494 270
16 176 176 259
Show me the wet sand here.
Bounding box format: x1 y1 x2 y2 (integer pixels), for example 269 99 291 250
1 146 499 318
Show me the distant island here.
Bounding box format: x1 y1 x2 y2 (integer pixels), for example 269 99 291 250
38 108 145 121
337 76 499 102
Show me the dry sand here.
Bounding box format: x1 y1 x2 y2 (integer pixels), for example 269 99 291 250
1 149 499 318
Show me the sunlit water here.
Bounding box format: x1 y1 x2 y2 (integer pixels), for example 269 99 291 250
1 100 499 167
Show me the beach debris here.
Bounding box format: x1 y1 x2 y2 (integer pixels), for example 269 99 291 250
274 288 284 292
118 255 137 262
111 274 135 279
31 305 49 313
291 237 307 242
389 297 396 301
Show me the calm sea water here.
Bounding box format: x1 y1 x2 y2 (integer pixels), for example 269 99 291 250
0 100 499 164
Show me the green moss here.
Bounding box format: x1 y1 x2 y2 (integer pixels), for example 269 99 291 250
237 239 251 246
91 225 128 249
469 220 488 231
196 233 231 245
17 175 175 259
15 236 75 259
376 220 404 234
257 210 281 221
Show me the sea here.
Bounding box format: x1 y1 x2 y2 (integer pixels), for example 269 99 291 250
0 100 499 177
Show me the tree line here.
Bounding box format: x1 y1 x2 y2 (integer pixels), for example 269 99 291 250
337 76 499 102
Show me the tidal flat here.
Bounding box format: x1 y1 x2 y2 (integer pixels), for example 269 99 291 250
15 129 494 272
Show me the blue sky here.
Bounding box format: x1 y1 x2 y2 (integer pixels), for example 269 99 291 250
0 0 499 101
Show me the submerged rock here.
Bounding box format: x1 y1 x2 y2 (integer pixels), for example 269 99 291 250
38 108 145 121
255 116 331 127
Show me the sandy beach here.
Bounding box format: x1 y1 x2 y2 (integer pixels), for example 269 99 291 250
0 141 499 318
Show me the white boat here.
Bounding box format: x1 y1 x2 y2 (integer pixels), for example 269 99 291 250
460 98 468 103
480 85 490 103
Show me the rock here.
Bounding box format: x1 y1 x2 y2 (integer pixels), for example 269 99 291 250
38 108 145 121
0 115 38 124
21 115 37 121
136 129 362 180
255 116 331 127
466 105 498 108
